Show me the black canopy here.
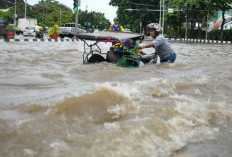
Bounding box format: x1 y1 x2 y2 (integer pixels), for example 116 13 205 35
76 31 144 42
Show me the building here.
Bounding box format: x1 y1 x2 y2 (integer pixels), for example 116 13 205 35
211 10 232 30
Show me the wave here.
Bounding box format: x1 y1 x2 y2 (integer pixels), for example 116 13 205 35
3 78 232 157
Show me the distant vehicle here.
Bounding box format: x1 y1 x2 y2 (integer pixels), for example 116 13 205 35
94 29 100 33
35 30 43 38
23 27 36 37
124 28 132 33
59 23 86 38
17 18 37 34
0 17 8 37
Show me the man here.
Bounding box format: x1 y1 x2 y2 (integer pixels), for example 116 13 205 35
34 22 43 38
109 17 124 32
34 22 40 32
138 23 177 63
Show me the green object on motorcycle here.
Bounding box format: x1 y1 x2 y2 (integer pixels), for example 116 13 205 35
117 55 140 68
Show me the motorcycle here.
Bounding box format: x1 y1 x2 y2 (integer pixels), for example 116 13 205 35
36 31 44 38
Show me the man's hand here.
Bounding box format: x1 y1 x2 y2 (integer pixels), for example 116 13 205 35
110 47 114 51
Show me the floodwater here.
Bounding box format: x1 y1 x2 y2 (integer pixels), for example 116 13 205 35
0 40 232 157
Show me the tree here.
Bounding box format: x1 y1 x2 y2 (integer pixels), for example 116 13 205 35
167 0 212 38
78 10 111 30
0 11 11 22
4 0 111 30
109 0 160 33
33 0 73 26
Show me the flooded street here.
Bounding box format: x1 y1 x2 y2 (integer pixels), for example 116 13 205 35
0 40 232 157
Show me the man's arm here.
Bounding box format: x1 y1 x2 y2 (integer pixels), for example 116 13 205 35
138 42 154 49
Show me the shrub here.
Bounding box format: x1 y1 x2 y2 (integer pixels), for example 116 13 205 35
48 25 61 36
208 30 232 41
165 27 232 41
6 25 16 31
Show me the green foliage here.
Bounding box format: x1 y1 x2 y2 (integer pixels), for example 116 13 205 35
208 29 232 41
208 0 232 11
165 27 232 41
0 11 11 22
48 25 61 36
5 0 110 29
78 10 111 30
6 25 16 31
109 0 160 33
32 0 73 26
207 0 232 40
109 0 230 34
188 29 206 39
7 1 37 20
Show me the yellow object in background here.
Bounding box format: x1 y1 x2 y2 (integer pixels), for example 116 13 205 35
39 26 43 31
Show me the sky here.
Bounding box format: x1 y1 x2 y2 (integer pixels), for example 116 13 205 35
28 0 117 23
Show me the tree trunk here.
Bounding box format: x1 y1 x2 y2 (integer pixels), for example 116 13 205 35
179 12 182 38
198 19 201 39
220 11 225 42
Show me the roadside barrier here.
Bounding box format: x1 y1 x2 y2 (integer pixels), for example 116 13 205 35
0 38 79 43
0 37 231 45
144 37 232 45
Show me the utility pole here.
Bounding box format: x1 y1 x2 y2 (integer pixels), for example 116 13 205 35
73 0 79 35
205 11 209 40
75 4 78 35
25 0 27 18
159 0 162 25
14 0 16 26
162 0 165 35
206 0 211 40
60 4 61 26
185 9 188 39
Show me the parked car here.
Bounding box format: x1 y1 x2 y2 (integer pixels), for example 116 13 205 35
0 17 8 37
23 27 36 37
59 23 86 38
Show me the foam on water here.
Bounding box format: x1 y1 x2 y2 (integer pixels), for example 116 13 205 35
1 77 231 156
0 42 232 156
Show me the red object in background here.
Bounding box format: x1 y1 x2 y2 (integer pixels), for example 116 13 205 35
213 15 232 30
7 31 15 36
51 34 59 39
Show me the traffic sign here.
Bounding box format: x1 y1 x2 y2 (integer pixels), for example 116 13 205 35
168 8 174 13
84 22 91 26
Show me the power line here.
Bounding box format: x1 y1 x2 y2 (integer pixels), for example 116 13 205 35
127 1 155 7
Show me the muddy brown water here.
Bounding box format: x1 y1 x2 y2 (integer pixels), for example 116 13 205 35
0 41 232 157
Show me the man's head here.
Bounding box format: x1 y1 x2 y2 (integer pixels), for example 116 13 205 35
129 38 136 45
113 17 119 25
147 23 161 38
